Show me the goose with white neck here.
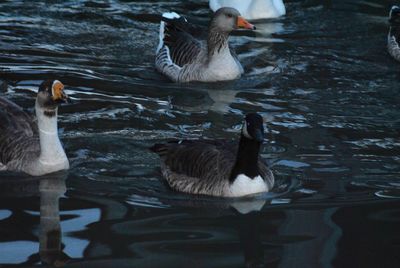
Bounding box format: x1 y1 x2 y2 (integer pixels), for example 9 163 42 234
155 7 255 82
151 113 274 197
0 80 70 176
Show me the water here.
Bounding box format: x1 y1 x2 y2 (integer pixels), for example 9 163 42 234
0 0 399 267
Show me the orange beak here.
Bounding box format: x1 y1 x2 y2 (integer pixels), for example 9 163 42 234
237 16 256 30
52 80 69 102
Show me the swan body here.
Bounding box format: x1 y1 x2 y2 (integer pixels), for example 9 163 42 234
210 0 286 20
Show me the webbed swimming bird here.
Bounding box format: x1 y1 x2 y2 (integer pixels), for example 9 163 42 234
151 113 274 197
388 5 400 62
155 7 255 83
210 0 286 20
0 80 70 176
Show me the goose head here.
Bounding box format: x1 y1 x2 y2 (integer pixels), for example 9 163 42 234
389 6 400 24
211 7 255 33
37 80 70 116
241 113 265 142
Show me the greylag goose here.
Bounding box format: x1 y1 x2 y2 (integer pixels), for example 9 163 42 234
151 113 274 197
155 7 255 82
210 0 286 20
0 80 70 176
388 5 400 62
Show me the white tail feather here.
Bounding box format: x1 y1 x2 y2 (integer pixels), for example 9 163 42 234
157 12 181 53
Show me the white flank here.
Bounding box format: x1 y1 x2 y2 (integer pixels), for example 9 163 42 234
157 20 165 53
227 174 268 197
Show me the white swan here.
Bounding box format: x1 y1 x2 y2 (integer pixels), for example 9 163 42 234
209 0 286 20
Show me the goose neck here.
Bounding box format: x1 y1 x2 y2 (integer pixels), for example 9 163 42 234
230 136 262 182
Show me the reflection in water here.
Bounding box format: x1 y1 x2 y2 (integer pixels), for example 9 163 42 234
38 175 69 266
278 208 340 268
237 212 267 268
0 173 68 266
0 0 400 266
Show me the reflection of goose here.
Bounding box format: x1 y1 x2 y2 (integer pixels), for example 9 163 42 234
151 113 274 197
388 6 400 62
207 89 237 113
210 0 286 20
155 8 255 82
38 175 69 266
0 80 70 176
0 174 69 265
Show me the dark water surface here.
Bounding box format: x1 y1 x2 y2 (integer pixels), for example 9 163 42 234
1 0 400 267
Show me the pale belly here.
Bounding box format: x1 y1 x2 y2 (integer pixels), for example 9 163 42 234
225 174 268 197
202 51 242 82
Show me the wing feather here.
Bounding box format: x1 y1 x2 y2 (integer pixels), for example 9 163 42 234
152 140 236 195
0 97 38 165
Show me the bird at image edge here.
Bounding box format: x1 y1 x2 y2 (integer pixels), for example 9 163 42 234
155 7 256 82
0 80 70 176
151 113 274 197
210 0 286 20
388 5 400 62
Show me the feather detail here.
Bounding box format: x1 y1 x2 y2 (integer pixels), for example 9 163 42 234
151 139 274 197
155 8 245 82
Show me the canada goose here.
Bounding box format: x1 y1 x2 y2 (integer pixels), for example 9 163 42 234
155 7 255 82
0 80 70 176
151 113 274 197
209 0 286 20
388 5 400 62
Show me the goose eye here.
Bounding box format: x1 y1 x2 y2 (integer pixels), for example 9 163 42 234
226 14 233 18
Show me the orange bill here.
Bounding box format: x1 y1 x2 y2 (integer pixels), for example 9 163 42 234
52 80 67 101
237 16 255 30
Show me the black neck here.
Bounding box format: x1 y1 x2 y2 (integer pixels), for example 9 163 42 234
229 135 262 182
207 28 229 57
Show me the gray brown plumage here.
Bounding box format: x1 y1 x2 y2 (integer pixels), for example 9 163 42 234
0 80 70 176
151 113 274 197
155 8 255 83
388 6 400 62
0 97 40 171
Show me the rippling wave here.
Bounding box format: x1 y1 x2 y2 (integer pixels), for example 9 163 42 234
1 0 399 266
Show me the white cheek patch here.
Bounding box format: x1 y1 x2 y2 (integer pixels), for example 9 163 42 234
242 122 252 139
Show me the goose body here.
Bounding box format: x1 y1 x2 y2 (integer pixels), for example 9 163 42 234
155 8 255 83
388 6 400 62
209 0 286 20
151 113 274 197
0 80 70 176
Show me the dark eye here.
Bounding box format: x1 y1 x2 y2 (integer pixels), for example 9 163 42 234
226 13 233 18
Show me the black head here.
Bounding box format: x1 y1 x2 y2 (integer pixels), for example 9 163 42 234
389 6 400 24
37 79 69 115
212 7 255 33
241 113 265 142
